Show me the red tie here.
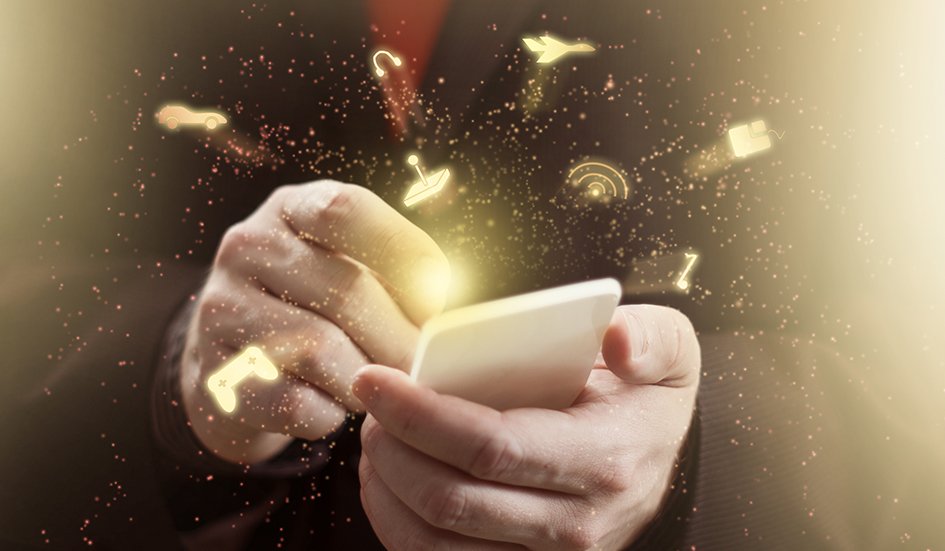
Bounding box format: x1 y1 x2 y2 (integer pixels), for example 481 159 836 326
368 0 451 135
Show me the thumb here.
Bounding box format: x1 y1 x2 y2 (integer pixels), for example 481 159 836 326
601 304 700 387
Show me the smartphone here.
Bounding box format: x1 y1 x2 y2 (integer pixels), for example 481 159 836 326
409 278 621 410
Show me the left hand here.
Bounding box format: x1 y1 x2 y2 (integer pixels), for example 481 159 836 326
353 304 700 550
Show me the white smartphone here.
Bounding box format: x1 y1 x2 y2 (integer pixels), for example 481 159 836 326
409 278 621 410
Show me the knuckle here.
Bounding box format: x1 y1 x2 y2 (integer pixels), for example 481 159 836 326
560 532 596 551
271 231 307 274
557 508 603 550
420 484 469 530
297 336 329 372
326 259 367 298
468 430 524 481
196 286 229 324
594 456 633 494
195 287 260 349
306 182 361 232
215 223 256 267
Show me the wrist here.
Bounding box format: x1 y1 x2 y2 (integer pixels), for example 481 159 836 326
622 404 700 550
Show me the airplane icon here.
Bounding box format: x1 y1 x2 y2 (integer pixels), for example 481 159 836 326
522 34 596 65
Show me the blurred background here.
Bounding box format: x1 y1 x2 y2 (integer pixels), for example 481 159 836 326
1 0 943 546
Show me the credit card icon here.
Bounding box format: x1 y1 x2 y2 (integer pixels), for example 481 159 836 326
728 119 773 158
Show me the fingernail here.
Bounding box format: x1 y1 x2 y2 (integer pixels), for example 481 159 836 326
351 366 378 405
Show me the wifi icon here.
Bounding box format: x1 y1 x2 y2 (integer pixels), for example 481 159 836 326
567 160 630 201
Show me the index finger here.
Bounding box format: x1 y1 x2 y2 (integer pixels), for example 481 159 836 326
279 181 450 324
351 365 601 495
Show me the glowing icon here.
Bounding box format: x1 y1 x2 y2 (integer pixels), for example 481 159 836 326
567 160 629 201
156 104 228 131
674 253 699 291
623 251 701 295
403 154 451 207
206 346 279 414
371 49 403 78
522 34 596 65
728 119 785 158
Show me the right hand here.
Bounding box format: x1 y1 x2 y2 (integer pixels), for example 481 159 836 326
180 181 450 465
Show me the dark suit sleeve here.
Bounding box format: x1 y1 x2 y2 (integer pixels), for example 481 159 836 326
625 330 891 550
675 333 866 549
0 260 206 549
0 260 348 549
149 294 348 547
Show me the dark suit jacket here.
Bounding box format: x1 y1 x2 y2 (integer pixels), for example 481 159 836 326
0 1 934 549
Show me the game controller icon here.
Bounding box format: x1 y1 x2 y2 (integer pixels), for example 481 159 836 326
206 346 279 413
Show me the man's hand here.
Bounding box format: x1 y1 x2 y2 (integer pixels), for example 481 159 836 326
354 305 700 550
180 181 450 465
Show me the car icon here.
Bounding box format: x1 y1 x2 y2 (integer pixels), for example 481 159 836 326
156 104 228 130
